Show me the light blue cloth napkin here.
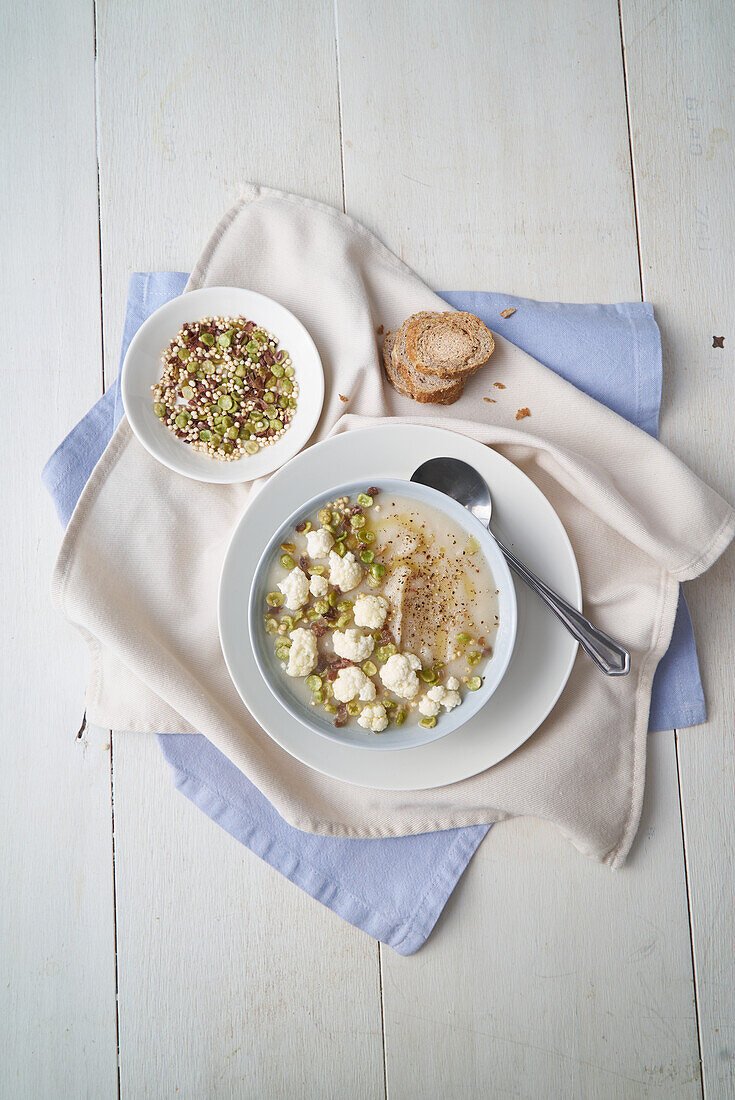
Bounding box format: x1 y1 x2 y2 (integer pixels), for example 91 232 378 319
43 273 705 954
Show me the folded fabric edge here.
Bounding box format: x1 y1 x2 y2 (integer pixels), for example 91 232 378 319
168 758 489 955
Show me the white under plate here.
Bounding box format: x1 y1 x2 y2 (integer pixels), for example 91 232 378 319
219 424 581 790
121 286 324 484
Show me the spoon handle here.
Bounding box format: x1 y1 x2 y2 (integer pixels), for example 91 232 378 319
492 533 631 676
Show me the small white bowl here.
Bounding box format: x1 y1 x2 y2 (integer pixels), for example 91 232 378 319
120 286 324 484
246 478 517 751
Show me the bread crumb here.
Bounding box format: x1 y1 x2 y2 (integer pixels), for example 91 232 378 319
338 393 349 403
493 382 506 389
376 324 384 335
516 407 531 420
483 397 496 403
500 308 516 318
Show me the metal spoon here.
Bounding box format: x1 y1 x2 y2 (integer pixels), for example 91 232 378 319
411 456 630 676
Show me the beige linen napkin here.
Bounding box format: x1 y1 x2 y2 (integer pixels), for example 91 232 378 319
53 185 735 866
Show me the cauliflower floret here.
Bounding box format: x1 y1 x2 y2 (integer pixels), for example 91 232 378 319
333 628 374 662
332 665 377 703
418 695 441 717
285 628 317 678
277 567 309 610
446 676 460 691
353 593 388 630
358 702 389 733
328 550 363 592
379 652 422 699
442 690 461 711
305 527 334 558
309 573 329 598
427 684 461 711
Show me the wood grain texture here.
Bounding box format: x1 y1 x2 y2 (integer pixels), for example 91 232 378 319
95 2 384 1094
113 736 384 1099
336 0 641 298
622 0 735 1094
0 1 118 1096
335 1 703 1094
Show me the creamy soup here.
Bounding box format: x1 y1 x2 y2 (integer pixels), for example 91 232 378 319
262 487 499 734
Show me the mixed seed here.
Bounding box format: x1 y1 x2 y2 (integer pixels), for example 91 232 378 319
152 315 298 461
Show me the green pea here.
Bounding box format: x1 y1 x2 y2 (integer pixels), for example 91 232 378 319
281 615 294 631
288 397 297 409
281 379 293 394
264 392 275 405
275 645 290 662
336 599 353 612
284 364 294 377
153 402 166 418
346 701 362 717
336 614 351 629
360 549 374 564
370 562 386 580
350 514 366 529
218 394 233 410
318 508 331 525
217 333 231 347
419 668 438 684
326 590 338 608
211 433 222 446
306 675 322 691
269 419 283 431
181 385 194 400
300 520 313 534
195 369 205 379
292 609 303 623
313 599 329 615
333 541 346 558
246 340 259 355
226 426 239 440
198 429 212 441
244 441 260 455
467 676 482 691
278 396 289 409
467 651 482 667
456 632 472 645
382 698 396 710
272 363 284 378
312 690 324 704
174 412 189 429
366 574 381 588
323 702 337 715
253 421 267 434
357 493 373 507
362 530 376 544
235 364 248 377
280 554 295 570
265 591 284 607
200 333 215 346
264 616 279 635
362 660 378 677
222 441 234 454
395 709 407 726
419 716 437 729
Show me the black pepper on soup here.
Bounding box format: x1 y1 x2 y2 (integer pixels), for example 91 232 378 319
152 315 298 461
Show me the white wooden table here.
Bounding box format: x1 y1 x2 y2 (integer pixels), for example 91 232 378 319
3 1 733 1096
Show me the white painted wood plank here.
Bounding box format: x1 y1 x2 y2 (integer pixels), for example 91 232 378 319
0 1 118 1096
621 2 735 1094
336 0 642 299
336 1 701 1094
113 736 384 1099
95 1 384 1093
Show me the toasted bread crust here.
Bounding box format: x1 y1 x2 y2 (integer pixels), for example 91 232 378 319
403 311 494 378
382 331 465 405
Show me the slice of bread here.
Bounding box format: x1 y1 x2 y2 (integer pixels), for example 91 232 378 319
383 330 465 405
403 311 494 379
